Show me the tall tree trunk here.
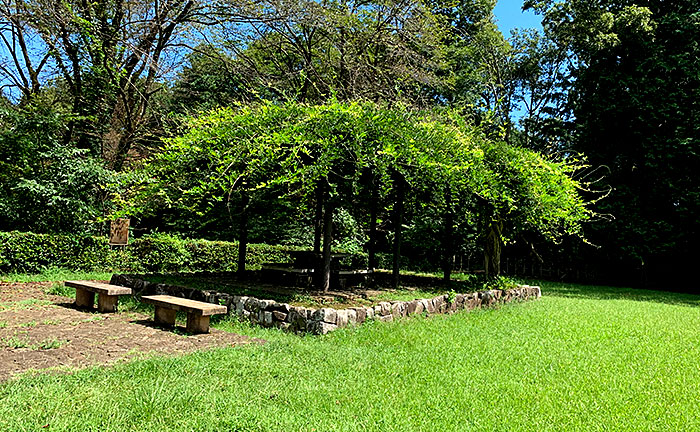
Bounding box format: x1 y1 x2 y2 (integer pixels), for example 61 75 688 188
368 183 378 270
442 185 453 282
484 217 503 278
313 182 324 254
237 194 249 279
392 176 405 290
320 199 334 292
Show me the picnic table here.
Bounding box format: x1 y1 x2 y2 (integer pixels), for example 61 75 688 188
259 250 370 289
289 250 350 270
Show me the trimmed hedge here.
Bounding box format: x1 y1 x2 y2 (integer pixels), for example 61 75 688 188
0 231 116 274
0 231 305 275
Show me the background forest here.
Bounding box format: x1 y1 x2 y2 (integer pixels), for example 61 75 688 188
0 0 697 290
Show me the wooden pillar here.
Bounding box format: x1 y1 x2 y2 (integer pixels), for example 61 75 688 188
484 217 503 278
443 185 453 282
368 184 378 271
75 288 95 309
313 182 324 254
154 306 176 327
320 199 334 292
97 294 119 313
186 314 210 334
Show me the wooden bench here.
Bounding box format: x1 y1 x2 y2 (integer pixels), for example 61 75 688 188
65 280 132 313
141 295 227 334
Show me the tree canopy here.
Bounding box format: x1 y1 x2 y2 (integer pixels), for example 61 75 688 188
124 101 592 287
2 0 695 288
526 0 700 285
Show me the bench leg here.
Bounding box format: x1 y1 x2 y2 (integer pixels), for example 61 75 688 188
75 288 95 309
154 306 176 327
97 294 119 313
186 314 210 334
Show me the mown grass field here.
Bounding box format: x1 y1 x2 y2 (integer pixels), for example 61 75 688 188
1 278 700 431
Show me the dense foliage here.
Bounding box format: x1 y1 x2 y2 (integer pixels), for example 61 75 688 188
1 0 695 288
0 104 110 234
126 102 591 285
526 0 700 286
0 231 307 275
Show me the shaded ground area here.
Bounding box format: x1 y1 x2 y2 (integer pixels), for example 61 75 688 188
139 270 474 309
0 281 261 381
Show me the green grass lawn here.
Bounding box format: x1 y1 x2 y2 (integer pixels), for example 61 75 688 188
2 280 700 431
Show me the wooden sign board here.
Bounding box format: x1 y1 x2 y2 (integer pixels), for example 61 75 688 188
109 218 130 246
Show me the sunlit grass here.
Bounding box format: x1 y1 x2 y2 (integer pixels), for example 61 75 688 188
1 280 699 431
0 268 113 283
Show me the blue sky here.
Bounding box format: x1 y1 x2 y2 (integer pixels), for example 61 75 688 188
493 1 544 120
493 0 543 35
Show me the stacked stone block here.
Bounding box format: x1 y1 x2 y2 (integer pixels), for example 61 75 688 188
111 274 541 335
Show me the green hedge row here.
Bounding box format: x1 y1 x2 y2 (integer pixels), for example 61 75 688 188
0 231 304 275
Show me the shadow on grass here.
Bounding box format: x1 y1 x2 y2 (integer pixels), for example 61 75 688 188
54 301 87 311
53 298 154 316
537 279 700 308
119 297 155 314
139 272 475 303
140 274 302 304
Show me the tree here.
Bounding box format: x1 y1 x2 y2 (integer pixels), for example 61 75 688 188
509 29 571 153
168 45 258 113
478 140 591 277
213 0 449 105
0 0 212 170
526 0 700 287
129 101 593 288
0 102 110 233
427 0 518 136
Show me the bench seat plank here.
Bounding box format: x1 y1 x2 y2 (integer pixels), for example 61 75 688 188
141 295 227 316
66 280 131 312
65 280 132 296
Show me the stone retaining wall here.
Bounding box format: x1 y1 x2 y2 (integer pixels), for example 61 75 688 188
110 274 541 335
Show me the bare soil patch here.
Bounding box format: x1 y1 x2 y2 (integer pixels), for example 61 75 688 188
0 281 261 382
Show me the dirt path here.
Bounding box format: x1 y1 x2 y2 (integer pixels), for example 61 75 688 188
0 281 261 382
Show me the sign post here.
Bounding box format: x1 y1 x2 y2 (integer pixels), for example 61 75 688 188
109 218 130 246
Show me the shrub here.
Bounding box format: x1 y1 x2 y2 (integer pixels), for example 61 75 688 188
183 239 238 272
0 104 111 234
0 231 113 274
0 231 363 275
130 233 192 272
